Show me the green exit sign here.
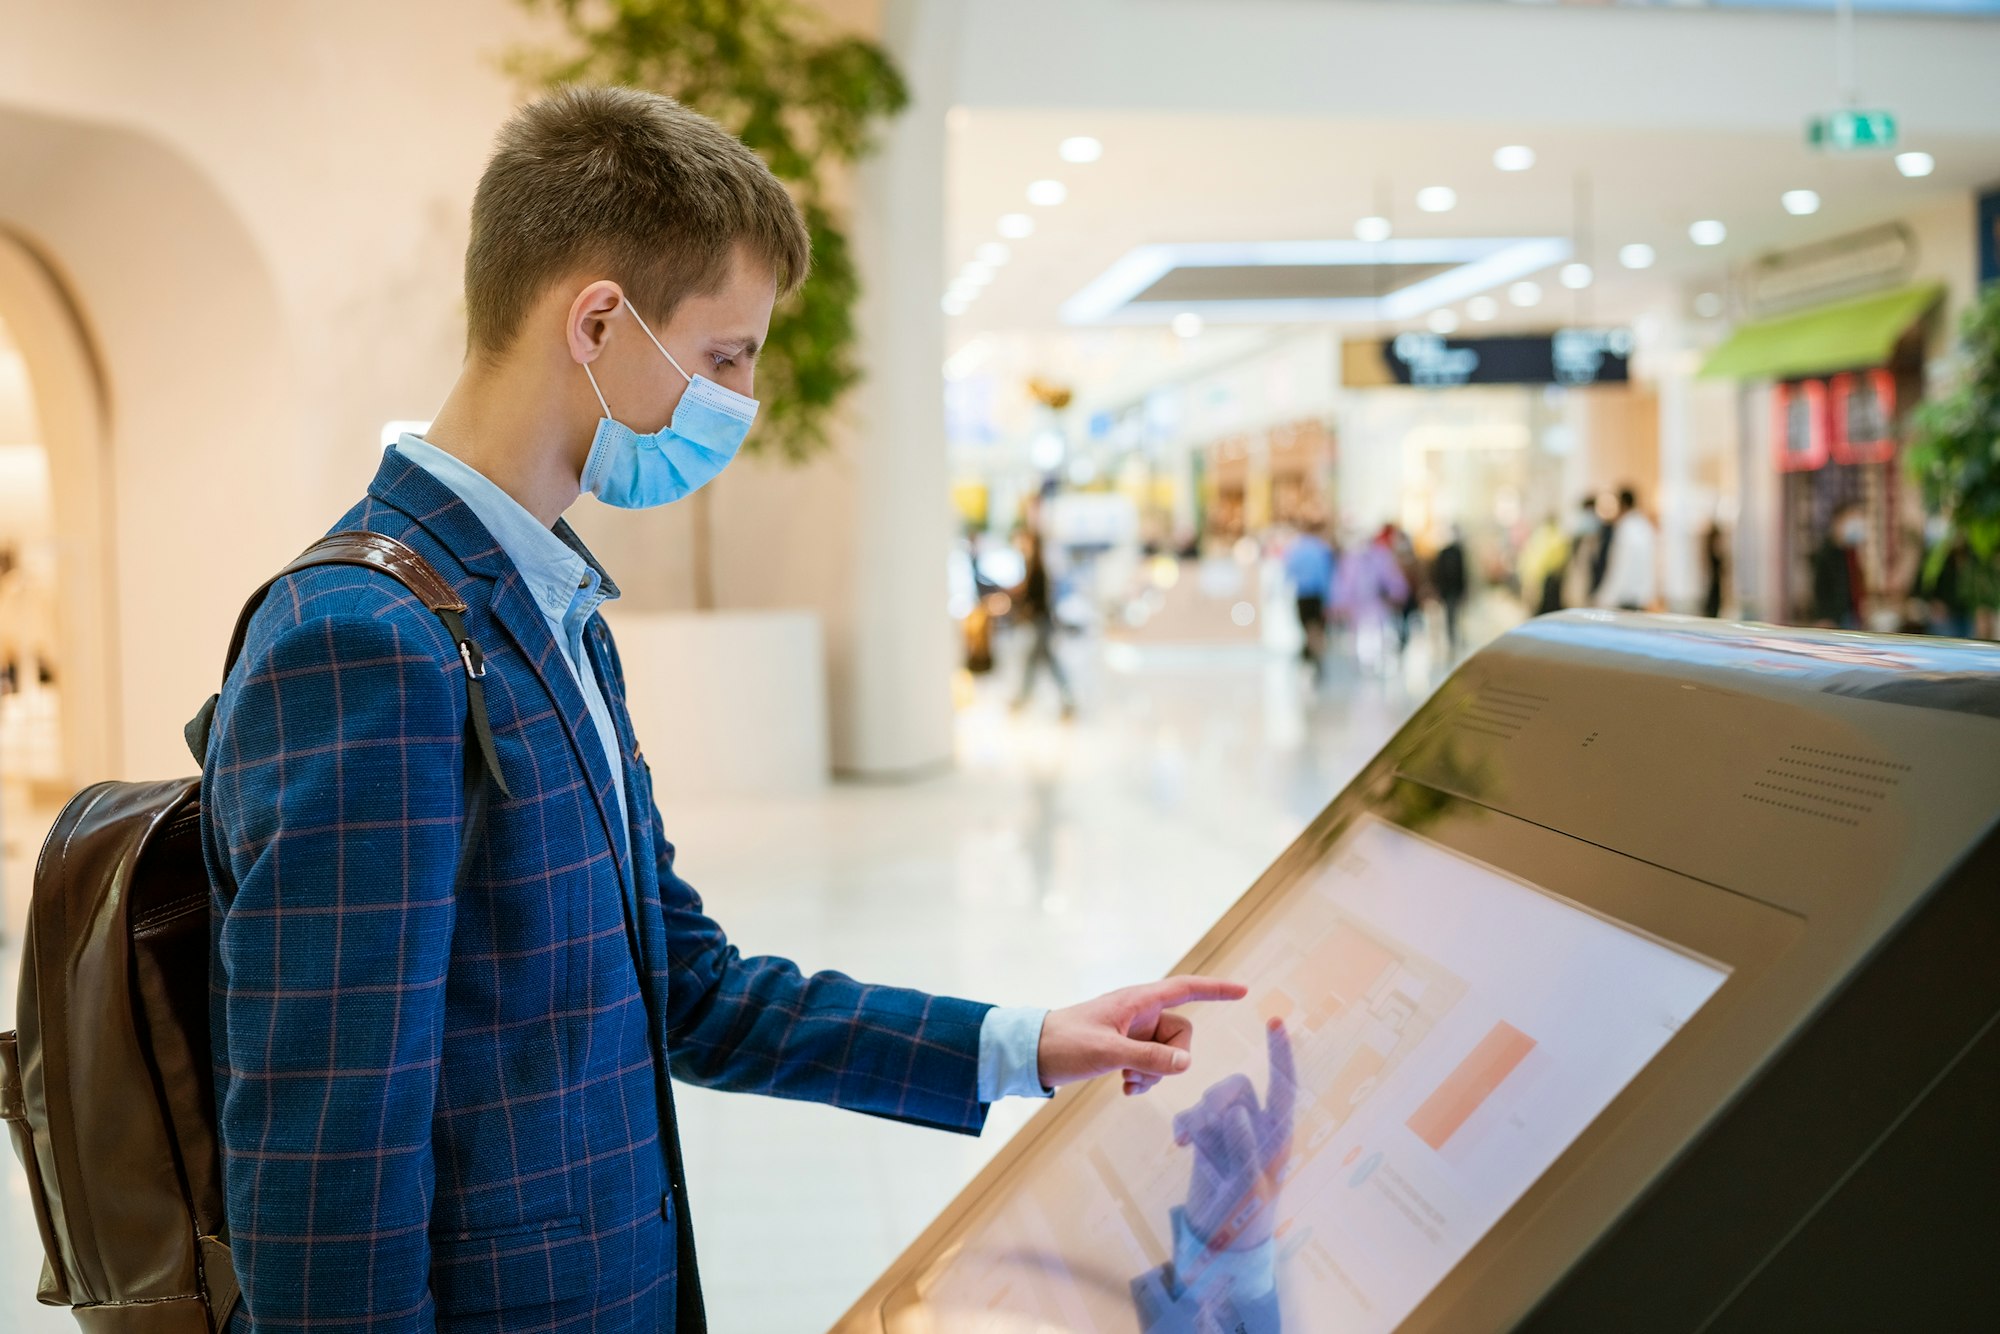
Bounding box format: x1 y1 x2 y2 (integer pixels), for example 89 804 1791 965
1808 109 1899 152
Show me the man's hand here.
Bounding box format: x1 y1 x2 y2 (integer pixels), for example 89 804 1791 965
1037 975 1249 1096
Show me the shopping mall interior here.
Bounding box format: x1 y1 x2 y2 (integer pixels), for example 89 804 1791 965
2 2 1998 1332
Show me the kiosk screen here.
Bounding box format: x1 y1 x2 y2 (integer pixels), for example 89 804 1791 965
892 815 1729 1333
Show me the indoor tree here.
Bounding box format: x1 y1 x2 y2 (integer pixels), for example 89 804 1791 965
1906 279 2000 621
514 0 910 608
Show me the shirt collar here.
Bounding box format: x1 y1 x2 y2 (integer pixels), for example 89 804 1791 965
392 435 618 623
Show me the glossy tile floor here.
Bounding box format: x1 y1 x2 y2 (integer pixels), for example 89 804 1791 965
0 602 1510 1332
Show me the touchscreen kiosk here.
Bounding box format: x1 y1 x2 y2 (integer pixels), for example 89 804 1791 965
832 613 2000 1334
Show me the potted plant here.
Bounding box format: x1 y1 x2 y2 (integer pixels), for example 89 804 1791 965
1906 281 2000 638
514 0 909 794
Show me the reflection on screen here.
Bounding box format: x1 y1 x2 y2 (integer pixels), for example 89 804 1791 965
895 816 1729 1333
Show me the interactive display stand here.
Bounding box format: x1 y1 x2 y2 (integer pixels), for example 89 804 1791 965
831 613 2000 1334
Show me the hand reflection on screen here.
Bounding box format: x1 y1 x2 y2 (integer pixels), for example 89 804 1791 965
1131 1018 1296 1333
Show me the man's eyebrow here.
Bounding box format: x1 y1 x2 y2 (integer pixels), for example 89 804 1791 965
719 335 761 359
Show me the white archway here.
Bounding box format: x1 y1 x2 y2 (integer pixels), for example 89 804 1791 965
0 100 297 778
0 230 114 783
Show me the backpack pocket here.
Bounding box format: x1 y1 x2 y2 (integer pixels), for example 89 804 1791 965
0 1028 74 1304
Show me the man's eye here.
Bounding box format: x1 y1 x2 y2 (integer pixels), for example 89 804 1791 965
712 354 736 370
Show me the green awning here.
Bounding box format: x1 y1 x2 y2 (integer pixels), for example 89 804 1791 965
1700 281 1943 380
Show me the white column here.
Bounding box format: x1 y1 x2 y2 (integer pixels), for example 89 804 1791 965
838 0 963 776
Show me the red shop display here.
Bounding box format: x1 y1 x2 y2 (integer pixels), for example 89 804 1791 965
1772 379 1830 472
1830 369 1897 464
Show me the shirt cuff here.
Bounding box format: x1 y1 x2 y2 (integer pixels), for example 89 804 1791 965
975 1005 1053 1102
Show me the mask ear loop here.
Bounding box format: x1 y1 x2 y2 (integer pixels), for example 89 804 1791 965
581 361 614 417
626 304 695 384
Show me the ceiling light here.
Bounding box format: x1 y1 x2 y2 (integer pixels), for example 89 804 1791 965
1689 219 1727 247
997 212 1035 239
1509 280 1543 308
1058 136 1102 164
1781 189 1821 216
1354 215 1393 243
1416 186 1458 213
976 242 1011 266
1493 145 1536 172
1428 309 1460 335
1171 311 1204 338
1895 151 1935 178
1027 179 1068 206
1560 263 1593 290
1618 243 1656 270
942 294 969 315
1694 292 1725 318
961 262 994 286
1467 295 1499 322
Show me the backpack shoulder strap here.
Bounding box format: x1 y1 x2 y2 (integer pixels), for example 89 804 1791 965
185 531 509 797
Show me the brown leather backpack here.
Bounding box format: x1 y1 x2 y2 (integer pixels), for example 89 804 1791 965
0 532 504 1332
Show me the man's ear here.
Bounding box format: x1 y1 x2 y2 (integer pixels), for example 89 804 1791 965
565 280 626 366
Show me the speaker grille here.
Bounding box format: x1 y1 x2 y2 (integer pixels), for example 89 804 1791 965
1452 682 1548 742
1741 743 1908 827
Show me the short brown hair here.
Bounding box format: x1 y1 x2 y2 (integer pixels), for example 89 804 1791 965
464 85 810 359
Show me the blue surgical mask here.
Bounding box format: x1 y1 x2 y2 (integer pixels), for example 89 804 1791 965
580 304 758 509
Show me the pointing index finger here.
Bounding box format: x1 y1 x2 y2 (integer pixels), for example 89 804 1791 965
1137 975 1250 1011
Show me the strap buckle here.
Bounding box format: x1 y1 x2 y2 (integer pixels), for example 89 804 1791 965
457 638 486 679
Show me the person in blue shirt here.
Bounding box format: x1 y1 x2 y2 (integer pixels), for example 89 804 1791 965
199 85 1244 1334
1282 525 1337 677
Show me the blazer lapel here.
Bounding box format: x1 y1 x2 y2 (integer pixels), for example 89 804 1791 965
364 449 631 880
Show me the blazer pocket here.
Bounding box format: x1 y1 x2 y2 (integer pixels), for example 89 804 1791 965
430 1216 588 1318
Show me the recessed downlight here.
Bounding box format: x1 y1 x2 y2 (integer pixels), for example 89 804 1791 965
1895 151 1935 177
1428 309 1461 335
1058 136 1103 164
1689 219 1727 247
961 262 994 287
942 294 969 315
976 242 1011 266
1467 295 1499 322
1171 311 1204 338
1781 189 1821 216
1027 179 1068 207
1560 263 1594 290
1493 145 1536 172
1509 280 1543 308
1618 243 1656 270
1416 186 1458 213
998 213 1035 239
1354 215 1393 243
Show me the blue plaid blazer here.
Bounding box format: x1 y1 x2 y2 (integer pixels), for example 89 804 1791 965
200 450 995 1333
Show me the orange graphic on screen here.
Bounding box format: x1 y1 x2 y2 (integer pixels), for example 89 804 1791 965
1407 1020 1537 1151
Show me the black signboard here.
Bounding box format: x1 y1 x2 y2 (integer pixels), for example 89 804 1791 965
1378 329 1633 387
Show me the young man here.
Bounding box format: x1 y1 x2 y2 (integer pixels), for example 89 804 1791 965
200 86 1242 1333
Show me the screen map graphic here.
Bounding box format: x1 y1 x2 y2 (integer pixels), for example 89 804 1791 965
891 816 1728 1333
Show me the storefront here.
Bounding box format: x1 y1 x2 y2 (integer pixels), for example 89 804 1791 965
1702 281 1942 627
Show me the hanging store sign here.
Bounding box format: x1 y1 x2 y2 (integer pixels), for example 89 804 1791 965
1344 328 1632 388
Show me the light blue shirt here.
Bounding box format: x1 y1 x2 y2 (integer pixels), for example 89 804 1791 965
392 438 1049 1103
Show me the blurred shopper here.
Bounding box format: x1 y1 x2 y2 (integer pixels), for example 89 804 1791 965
1701 521 1728 619
1283 523 1337 676
1012 526 1075 718
1431 525 1469 656
1810 504 1868 629
1594 486 1659 612
1518 513 1570 616
1389 524 1425 650
1564 494 1607 609
195 87 1232 1334
1338 525 1411 668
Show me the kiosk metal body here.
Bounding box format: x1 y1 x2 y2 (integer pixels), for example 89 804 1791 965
831 613 2000 1333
